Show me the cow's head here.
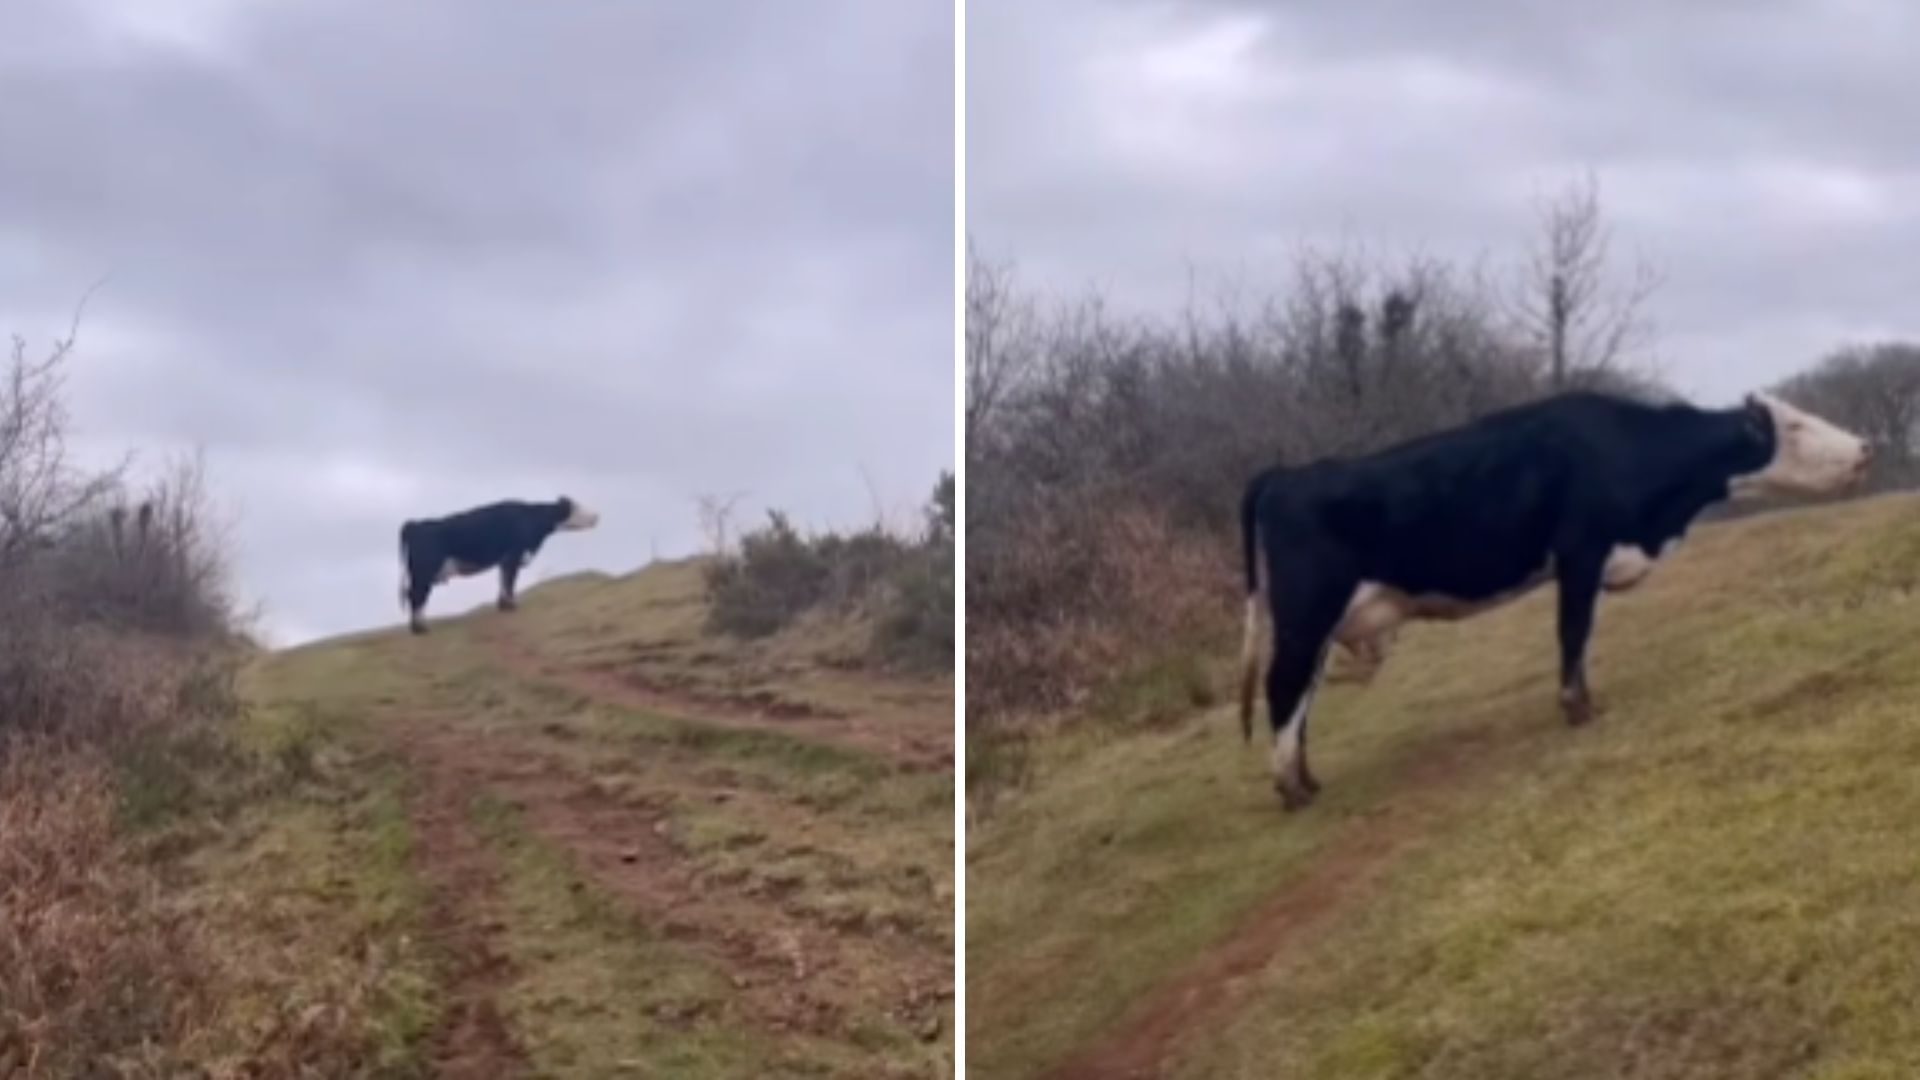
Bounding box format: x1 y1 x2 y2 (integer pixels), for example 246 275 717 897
1731 393 1872 497
556 496 600 531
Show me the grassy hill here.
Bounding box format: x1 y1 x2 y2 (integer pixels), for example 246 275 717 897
968 493 1920 1080
206 557 952 1077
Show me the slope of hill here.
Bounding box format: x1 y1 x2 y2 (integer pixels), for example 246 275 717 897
223 557 953 1077
968 494 1920 1080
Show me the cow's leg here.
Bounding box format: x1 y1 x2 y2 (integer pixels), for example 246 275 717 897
404 545 439 635
498 557 521 612
1267 633 1335 809
1554 548 1607 726
1264 564 1353 811
407 578 432 634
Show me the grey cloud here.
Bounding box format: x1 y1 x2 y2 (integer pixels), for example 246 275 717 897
2 0 953 644
970 0 1920 404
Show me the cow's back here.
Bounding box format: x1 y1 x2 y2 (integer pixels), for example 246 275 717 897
1258 397 1640 596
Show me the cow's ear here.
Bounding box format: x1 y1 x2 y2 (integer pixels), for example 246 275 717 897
1743 394 1773 439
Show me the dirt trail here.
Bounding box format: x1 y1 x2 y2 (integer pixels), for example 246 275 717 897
475 619 952 771
391 725 531 1079
1044 729 1498 1080
381 705 948 1066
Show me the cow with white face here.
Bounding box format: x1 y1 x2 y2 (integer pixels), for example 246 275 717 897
399 496 600 634
1237 389 1870 811
1732 392 1873 497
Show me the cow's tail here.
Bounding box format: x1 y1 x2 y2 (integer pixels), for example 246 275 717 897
1238 473 1266 743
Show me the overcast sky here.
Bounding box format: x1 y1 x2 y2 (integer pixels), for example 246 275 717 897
969 0 1920 405
1 0 953 645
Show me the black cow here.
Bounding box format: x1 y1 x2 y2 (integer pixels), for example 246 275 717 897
399 497 599 634
1237 391 1870 811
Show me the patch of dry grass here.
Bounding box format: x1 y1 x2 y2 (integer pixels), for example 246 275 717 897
0 746 210 1076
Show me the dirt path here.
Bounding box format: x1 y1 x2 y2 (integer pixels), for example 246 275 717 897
391 725 531 1079
384 709 948 1061
1044 728 1499 1080
475 619 952 771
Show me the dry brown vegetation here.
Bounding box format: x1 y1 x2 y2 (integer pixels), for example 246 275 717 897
0 325 405 1075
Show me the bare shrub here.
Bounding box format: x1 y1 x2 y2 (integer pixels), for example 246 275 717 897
0 328 121 561
705 511 842 637
0 312 259 1073
874 472 954 672
46 452 234 639
704 474 955 671
968 492 1228 722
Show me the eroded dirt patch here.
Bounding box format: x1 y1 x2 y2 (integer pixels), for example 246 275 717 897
1044 730 1495 1080
385 711 949 1062
390 727 531 1079
477 618 952 770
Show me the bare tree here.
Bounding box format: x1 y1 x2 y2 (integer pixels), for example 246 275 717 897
1511 173 1661 389
695 490 749 557
0 297 123 562
965 239 1042 450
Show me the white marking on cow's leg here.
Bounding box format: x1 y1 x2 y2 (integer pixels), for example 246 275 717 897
1271 646 1329 807
435 559 456 584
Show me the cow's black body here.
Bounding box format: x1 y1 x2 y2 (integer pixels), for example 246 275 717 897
399 498 587 634
1238 391 1808 809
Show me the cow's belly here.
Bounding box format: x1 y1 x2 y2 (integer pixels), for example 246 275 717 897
435 557 490 584
1601 541 1671 592
1334 569 1553 647
1335 540 1672 651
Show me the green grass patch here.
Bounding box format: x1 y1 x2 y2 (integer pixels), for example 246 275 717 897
970 494 1920 1079
174 724 439 1074
468 792 872 1078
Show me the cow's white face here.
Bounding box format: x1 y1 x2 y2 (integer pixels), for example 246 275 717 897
1733 393 1871 497
558 498 600 531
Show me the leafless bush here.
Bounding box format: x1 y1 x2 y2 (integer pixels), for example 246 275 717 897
694 490 749 559
705 474 954 671
968 494 1228 721
0 330 121 563
0 313 254 1071
44 453 234 641
0 316 237 740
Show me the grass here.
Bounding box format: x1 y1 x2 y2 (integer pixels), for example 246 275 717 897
968 492 1920 1080
235 556 953 1077
467 792 777 1078
164 699 441 1075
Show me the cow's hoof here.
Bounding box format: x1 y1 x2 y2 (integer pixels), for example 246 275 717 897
1562 699 1594 727
410 624 428 636
1276 780 1316 812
